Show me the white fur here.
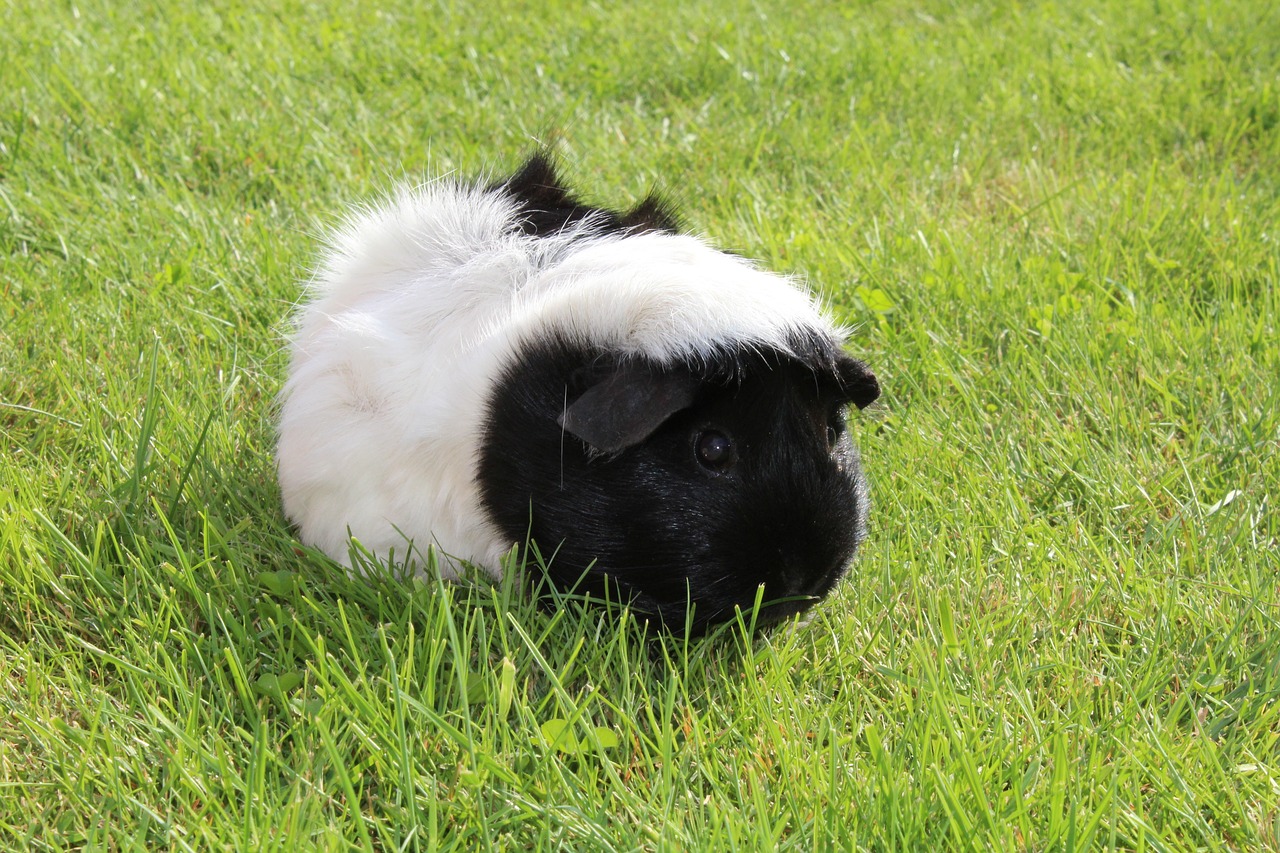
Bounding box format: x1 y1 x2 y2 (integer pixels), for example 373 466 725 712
278 178 844 574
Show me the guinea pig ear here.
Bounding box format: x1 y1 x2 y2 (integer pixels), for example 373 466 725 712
557 365 700 454
836 354 881 410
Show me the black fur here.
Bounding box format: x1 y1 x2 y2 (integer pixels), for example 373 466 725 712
474 155 879 631
493 152 681 238
477 335 874 632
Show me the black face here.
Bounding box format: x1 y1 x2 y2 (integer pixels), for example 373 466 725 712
477 337 876 632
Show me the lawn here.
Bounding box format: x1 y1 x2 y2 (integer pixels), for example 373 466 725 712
2 0 1278 849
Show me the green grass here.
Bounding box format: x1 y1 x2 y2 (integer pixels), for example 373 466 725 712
3 0 1278 848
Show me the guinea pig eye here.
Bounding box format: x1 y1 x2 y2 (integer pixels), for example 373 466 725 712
825 411 847 451
694 429 736 471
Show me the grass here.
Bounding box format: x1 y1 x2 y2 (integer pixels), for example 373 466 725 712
2 0 1278 848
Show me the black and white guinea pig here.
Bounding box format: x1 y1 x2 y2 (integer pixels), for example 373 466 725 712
278 153 880 630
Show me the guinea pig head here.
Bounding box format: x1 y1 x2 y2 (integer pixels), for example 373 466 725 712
477 337 879 631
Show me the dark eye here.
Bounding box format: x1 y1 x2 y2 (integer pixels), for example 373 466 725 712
694 429 736 471
826 411 847 451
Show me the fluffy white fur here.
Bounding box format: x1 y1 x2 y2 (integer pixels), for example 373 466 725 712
278 178 844 574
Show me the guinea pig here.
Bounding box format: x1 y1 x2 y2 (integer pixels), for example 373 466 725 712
277 153 880 630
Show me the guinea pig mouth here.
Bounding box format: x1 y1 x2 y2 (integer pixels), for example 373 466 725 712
747 557 849 625
754 594 824 626
770 579 837 614
599 578 823 633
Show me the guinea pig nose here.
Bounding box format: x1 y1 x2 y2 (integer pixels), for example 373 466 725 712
772 549 814 597
775 549 847 600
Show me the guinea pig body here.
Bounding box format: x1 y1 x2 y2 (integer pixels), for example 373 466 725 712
278 154 879 628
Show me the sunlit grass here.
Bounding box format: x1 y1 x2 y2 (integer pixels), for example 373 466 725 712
3 0 1278 848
